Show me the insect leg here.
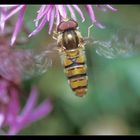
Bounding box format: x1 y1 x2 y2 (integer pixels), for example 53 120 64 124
88 24 93 38
52 30 58 40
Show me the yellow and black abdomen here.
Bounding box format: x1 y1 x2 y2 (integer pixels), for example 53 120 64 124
61 48 88 97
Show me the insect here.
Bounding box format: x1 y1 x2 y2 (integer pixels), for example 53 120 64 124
53 19 88 97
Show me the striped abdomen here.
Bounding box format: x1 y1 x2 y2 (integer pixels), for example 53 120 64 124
61 48 88 97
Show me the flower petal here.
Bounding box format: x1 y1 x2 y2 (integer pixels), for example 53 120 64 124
37 5 46 14
0 8 6 32
0 113 4 127
8 89 52 135
0 5 17 7
23 99 53 126
106 5 117 12
46 5 52 22
6 87 20 125
0 79 9 104
35 5 51 27
94 21 105 29
10 6 26 46
7 87 39 135
96 5 109 12
55 7 60 25
4 5 25 21
66 5 77 21
72 5 85 22
85 5 96 23
57 5 67 18
29 12 48 37
19 87 38 119
97 5 117 12
48 7 55 34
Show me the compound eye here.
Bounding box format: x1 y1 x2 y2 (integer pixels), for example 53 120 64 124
57 19 78 32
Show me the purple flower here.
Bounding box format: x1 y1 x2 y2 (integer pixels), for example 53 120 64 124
0 31 53 135
29 5 85 36
0 5 27 46
0 5 117 46
30 5 117 37
0 77 52 135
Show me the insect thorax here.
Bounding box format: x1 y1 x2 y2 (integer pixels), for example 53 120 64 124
62 29 79 50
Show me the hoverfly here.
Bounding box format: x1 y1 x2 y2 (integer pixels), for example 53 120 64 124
53 19 89 97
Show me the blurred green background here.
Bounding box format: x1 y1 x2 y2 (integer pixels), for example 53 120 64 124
19 5 140 135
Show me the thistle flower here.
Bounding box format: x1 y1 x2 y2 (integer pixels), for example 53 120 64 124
30 5 117 36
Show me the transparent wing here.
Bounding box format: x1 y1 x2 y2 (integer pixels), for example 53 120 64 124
15 42 58 80
85 28 140 59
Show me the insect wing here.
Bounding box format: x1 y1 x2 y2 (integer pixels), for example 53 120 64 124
84 28 140 59
14 43 58 80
